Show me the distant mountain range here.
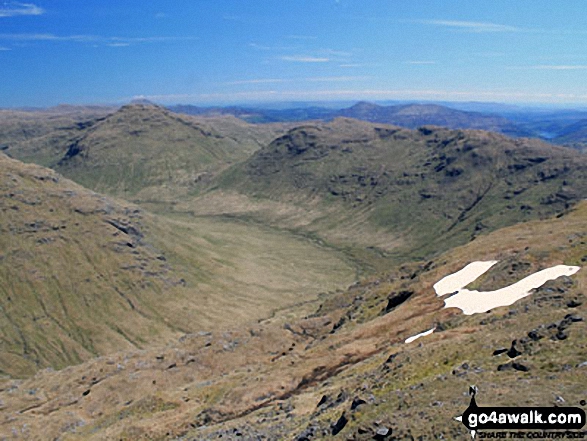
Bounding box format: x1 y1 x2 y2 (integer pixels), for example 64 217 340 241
170 101 529 137
4 100 587 149
169 101 587 147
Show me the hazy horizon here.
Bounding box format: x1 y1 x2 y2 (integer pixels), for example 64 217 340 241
2 1 587 107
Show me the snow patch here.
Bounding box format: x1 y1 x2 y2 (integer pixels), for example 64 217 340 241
405 327 435 344
435 261 580 315
433 261 498 296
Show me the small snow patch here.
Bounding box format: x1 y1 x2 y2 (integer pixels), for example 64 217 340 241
405 327 435 344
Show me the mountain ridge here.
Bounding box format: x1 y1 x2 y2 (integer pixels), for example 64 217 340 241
170 101 531 137
188 118 587 263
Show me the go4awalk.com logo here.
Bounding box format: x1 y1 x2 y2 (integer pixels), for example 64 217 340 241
455 386 586 439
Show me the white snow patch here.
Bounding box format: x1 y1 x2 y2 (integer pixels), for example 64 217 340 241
435 262 580 315
405 327 435 344
433 261 498 296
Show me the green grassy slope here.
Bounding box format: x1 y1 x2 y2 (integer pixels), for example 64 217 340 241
52 104 249 201
5 105 290 205
189 118 587 262
1 200 585 440
0 107 113 167
0 154 356 377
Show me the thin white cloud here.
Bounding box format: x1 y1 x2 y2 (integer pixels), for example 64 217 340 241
405 61 436 65
415 19 520 33
339 63 381 68
305 76 371 82
530 65 587 70
132 89 587 105
226 79 287 85
0 2 43 18
0 46 11 51
0 33 90 41
320 49 352 57
0 33 197 45
249 42 272 51
279 55 330 63
225 76 369 86
286 35 317 40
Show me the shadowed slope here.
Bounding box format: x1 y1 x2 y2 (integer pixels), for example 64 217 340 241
0 107 114 167
188 118 587 262
0 154 356 377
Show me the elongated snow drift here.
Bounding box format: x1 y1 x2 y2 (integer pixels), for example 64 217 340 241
435 261 580 315
405 327 436 344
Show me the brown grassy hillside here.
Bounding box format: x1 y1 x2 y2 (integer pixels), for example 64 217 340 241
1 200 584 439
0 154 356 377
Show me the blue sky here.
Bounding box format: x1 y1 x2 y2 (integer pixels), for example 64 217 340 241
2 1 587 107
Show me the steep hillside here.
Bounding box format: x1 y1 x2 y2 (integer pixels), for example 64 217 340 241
1 200 584 440
0 107 114 166
0 154 356 377
6 105 290 204
189 118 587 262
52 104 253 201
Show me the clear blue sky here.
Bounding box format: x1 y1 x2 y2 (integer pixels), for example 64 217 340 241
2 1 587 107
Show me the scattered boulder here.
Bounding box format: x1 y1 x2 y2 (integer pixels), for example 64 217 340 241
499 361 530 372
507 340 522 358
351 397 367 411
373 426 392 440
567 300 582 308
316 395 328 408
492 348 508 356
331 413 348 436
565 313 583 323
333 391 349 408
383 290 414 314
527 330 543 341
497 363 513 372
512 362 530 372
296 425 318 441
384 353 399 365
